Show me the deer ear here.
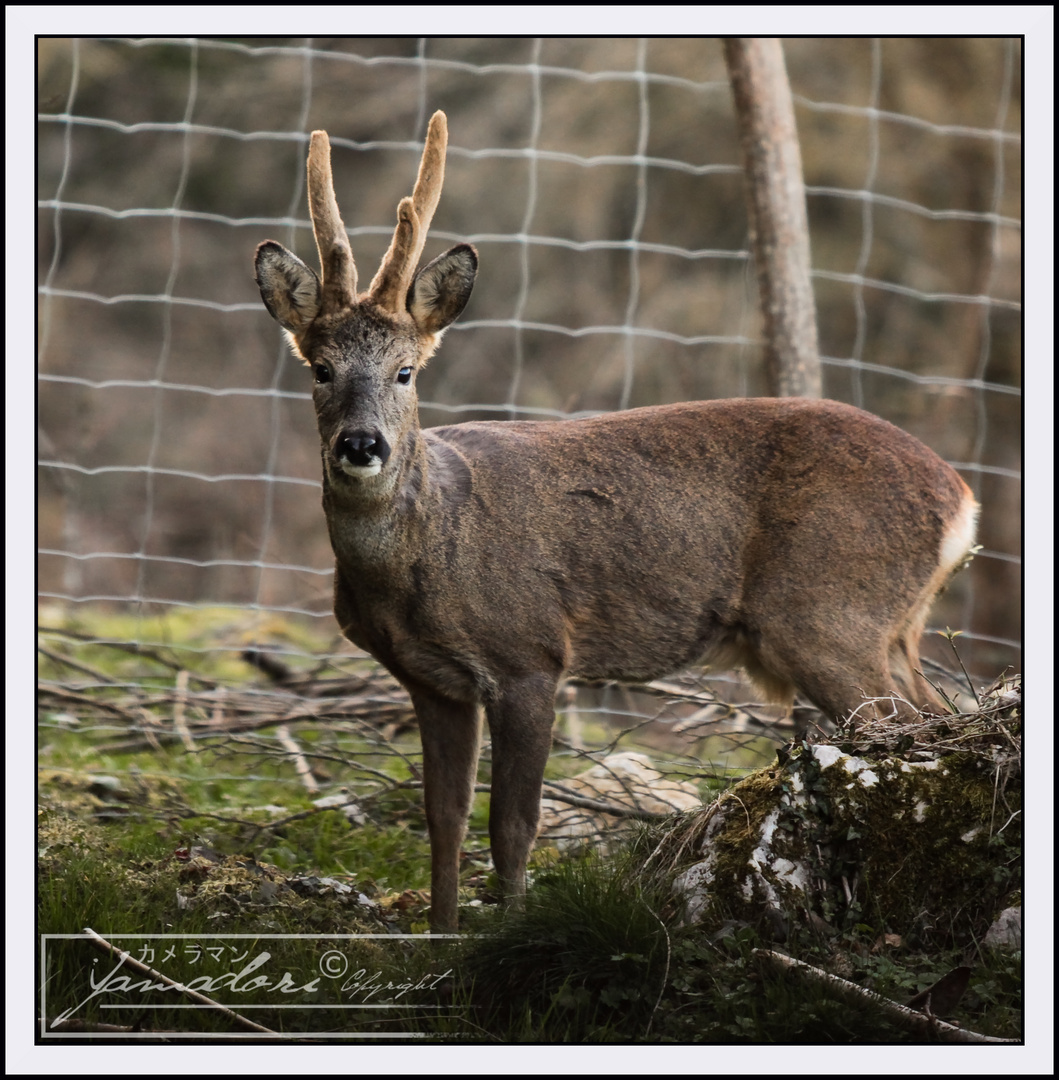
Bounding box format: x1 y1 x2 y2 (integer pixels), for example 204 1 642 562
408 244 477 335
255 240 322 333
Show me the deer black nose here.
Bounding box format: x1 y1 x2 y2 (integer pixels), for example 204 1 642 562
336 430 391 467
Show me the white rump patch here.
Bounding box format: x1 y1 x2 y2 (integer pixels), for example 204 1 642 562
939 490 979 575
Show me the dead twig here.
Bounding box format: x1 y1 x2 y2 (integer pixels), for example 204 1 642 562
38 627 219 685
275 724 320 793
37 644 117 684
172 669 195 752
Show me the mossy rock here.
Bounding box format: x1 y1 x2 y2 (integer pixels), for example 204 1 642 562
672 723 1021 945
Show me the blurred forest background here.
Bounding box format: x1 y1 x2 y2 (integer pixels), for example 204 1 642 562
37 37 1021 679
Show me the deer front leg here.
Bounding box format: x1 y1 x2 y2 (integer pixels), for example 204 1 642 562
485 673 560 904
411 690 483 933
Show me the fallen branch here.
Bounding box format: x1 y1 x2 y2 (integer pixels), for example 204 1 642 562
540 780 677 821
44 1018 147 1034
753 948 1019 1044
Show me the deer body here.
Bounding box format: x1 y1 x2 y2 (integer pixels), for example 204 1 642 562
255 112 977 931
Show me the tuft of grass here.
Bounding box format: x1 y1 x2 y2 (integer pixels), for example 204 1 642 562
453 847 672 1041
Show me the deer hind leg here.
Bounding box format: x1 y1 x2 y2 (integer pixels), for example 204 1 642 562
748 629 929 724
785 572 968 721
484 672 560 904
884 612 948 716
411 691 483 933
884 511 978 717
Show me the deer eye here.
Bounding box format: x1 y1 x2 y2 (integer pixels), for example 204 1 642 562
313 363 331 384
396 367 413 385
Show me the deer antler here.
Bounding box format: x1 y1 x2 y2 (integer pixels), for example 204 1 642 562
369 110 448 312
307 131 357 314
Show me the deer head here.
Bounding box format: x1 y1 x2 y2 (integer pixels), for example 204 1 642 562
254 111 477 495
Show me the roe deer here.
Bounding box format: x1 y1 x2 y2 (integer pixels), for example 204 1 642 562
254 111 978 932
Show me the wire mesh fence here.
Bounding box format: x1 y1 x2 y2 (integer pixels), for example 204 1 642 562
37 37 1022 807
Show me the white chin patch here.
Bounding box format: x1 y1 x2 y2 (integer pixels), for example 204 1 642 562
337 459 383 478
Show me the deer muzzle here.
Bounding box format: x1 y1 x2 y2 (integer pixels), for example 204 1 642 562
333 430 392 477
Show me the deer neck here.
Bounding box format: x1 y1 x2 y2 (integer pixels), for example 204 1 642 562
321 427 447 571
